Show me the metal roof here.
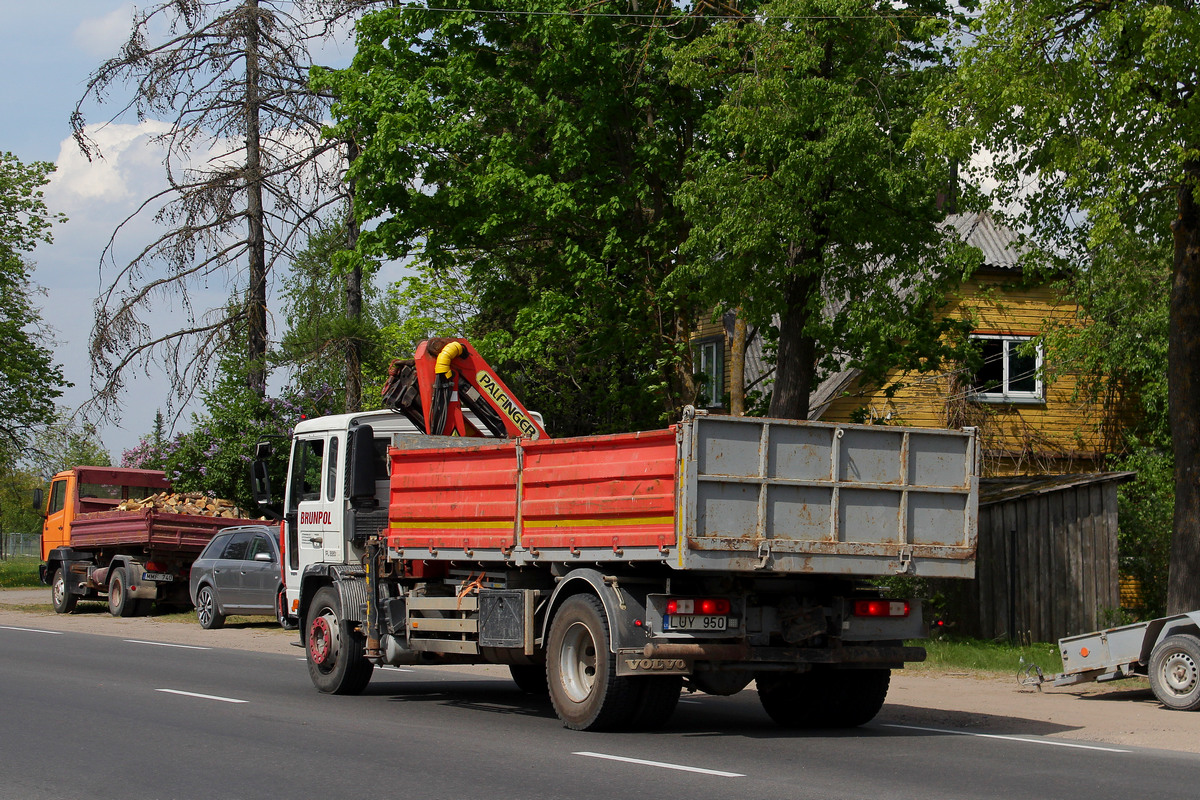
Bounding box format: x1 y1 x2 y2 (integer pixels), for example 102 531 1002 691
943 211 1023 270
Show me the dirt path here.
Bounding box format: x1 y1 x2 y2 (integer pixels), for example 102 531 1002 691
3 587 1196 754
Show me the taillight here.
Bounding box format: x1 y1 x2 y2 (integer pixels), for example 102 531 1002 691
854 599 910 617
666 598 731 615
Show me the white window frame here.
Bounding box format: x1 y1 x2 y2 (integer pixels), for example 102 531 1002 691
695 339 725 408
970 334 1044 403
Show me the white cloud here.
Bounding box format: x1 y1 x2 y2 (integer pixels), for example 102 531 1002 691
72 4 137 58
48 120 173 204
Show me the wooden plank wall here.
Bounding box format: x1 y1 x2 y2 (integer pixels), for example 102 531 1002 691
938 481 1119 643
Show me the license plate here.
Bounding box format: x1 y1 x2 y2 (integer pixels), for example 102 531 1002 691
664 614 728 631
141 572 174 582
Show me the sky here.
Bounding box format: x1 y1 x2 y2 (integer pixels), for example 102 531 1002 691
0 1 362 463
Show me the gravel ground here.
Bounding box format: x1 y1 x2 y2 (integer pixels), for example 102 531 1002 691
4 586 1197 753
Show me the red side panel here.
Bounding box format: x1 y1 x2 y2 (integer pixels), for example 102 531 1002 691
387 442 519 552
520 429 677 550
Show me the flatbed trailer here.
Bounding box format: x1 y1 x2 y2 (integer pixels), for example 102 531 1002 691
1023 611 1200 710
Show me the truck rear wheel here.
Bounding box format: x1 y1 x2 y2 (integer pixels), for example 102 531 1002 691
628 676 682 730
1149 634 1200 711
306 586 373 695
757 668 890 728
509 663 549 695
546 594 637 731
108 567 135 618
51 569 77 614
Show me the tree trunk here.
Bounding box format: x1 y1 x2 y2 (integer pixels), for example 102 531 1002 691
344 137 363 413
768 274 819 420
1167 154 1200 614
243 0 268 397
729 310 747 416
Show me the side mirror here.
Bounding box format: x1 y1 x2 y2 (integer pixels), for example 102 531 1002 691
32 487 44 513
349 424 378 507
255 441 273 459
249 460 282 520
254 551 273 563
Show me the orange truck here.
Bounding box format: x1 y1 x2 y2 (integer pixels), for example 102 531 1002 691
38 467 260 616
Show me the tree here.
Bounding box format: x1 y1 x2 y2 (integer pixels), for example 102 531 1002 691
275 216 383 404
72 0 373 419
314 1 713 435
0 152 68 455
919 0 1200 613
670 0 977 420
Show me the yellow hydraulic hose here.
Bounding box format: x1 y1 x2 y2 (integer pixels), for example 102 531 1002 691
434 341 465 376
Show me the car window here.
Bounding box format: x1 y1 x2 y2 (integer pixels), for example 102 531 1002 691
247 533 276 562
200 533 232 560
220 531 253 561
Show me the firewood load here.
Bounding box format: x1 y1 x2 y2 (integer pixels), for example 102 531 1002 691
116 492 252 519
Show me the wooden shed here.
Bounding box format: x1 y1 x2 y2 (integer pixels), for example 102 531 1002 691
936 472 1133 644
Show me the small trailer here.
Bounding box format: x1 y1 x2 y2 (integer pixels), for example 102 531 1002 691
1022 611 1200 710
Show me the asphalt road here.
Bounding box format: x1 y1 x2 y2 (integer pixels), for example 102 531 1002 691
3 622 1200 800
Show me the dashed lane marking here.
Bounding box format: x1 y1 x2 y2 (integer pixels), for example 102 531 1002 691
156 688 248 704
125 639 210 650
881 723 1132 753
0 625 64 635
574 751 744 777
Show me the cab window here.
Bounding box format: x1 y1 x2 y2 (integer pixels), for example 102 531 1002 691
48 480 67 514
289 438 325 508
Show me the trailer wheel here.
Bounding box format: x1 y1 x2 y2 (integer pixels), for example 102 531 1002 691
757 668 891 729
51 569 77 614
195 584 226 630
546 594 637 731
108 567 136 618
509 663 549 696
1149 634 1200 711
306 586 373 695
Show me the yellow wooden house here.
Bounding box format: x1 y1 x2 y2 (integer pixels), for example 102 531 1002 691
694 212 1129 478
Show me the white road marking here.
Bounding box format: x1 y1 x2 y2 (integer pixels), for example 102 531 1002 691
574 752 744 777
0 625 64 635
156 688 247 704
125 639 210 650
881 723 1132 753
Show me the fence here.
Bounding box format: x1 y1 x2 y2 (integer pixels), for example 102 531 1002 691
1 532 40 559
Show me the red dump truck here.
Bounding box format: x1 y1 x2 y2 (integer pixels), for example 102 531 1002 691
39 466 260 616
256 339 980 732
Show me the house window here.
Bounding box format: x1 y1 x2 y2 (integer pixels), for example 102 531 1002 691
970 335 1043 402
695 338 724 408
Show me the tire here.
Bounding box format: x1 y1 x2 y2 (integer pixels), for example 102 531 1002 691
276 586 297 630
509 663 549 696
108 567 135 618
757 668 891 729
546 594 638 731
1149 634 1200 711
195 584 226 630
306 586 374 695
51 569 78 614
628 676 682 731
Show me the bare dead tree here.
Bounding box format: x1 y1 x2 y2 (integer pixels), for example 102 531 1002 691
72 0 379 421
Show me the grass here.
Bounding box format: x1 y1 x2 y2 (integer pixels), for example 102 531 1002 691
0 556 42 588
910 635 1064 676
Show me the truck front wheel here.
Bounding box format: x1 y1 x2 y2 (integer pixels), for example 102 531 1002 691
306 586 373 695
546 594 637 731
1149 634 1200 711
757 668 890 728
51 569 77 614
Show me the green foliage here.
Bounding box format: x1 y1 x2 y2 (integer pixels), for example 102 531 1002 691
0 557 41 588
276 217 384 404
1115 444 1173 618
315 1 709 434
916 636 1063 675
670 0 978 418
0 152 69 455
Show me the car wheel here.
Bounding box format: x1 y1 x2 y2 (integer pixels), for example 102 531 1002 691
51 568 78 614
195 584 226 630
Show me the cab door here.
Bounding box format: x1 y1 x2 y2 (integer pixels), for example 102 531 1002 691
41 475 73 560
286 434 342 572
